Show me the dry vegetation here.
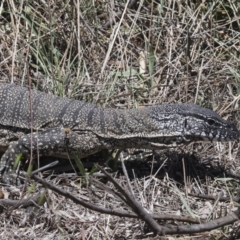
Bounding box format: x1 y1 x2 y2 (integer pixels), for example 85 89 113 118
0 0 240 239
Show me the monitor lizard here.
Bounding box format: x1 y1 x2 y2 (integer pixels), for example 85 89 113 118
0 84 238 184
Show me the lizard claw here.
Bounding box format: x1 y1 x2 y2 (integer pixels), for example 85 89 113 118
0 166 6 174
2 172 23 186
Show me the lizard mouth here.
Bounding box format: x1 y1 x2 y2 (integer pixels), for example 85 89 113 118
148 129 239 149
205 129 239 141
148 136 191 148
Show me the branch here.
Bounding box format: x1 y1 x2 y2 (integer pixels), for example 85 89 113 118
28 166 240 235
0 192 45 209
102 0 138 29
95 164 169 235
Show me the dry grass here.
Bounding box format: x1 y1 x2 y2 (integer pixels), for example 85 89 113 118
0 0 240 239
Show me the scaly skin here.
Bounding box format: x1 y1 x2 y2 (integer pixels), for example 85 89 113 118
0 84 238 184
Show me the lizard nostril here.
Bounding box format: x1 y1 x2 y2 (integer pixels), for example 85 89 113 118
184 119 188 128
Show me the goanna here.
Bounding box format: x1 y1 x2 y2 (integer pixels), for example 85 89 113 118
0 84 238 184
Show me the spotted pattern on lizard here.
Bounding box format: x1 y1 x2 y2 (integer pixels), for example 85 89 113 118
0 84 238 184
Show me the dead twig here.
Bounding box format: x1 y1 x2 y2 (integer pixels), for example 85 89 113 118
189 193 240 203
0 192 45 209
28 165 240 235
95 164 168 235
102 0 138 29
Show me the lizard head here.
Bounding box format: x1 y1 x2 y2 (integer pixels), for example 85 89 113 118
150 104 239 145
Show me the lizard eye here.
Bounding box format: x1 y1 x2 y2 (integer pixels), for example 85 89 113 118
207 119 220 127
207 119 215 125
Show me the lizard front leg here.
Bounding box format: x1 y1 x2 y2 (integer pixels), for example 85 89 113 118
0 127 71 185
